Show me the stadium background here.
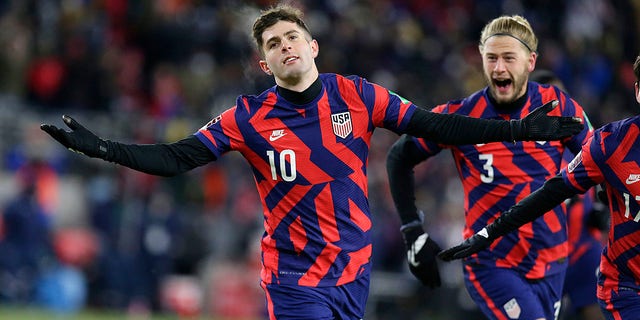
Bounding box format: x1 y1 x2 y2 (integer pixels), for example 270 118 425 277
0 0 637 319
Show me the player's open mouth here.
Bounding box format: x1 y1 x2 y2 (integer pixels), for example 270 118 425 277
494 79 512 88
494 78 512 93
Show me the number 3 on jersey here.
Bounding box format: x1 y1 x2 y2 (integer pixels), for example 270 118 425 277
267 149 297 182
479 153 494 183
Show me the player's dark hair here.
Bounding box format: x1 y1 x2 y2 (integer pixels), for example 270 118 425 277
530 70 557 84
252 4 312 57
634 53 640 82
530 69 566 91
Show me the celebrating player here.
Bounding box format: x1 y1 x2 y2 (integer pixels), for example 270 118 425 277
387 15 592 320
40 4 582 319
440 52 640 320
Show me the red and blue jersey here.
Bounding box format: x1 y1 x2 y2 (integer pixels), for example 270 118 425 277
562 151 605 268
560 115 640 302
412 82 592 279
565 188 604 267
195 73 415 287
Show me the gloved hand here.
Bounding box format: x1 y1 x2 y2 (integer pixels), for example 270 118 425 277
510 100 584 142
438 227 493 261
41 115 108 159
587 201 610 231
401 222 442 288
596 184 609 205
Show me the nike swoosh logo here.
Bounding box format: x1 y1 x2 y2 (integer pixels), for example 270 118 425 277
626 175 640 184
269 133 286 141
407 234 428 267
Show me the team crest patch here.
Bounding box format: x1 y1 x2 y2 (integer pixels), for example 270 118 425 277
503 298 521 319
331 111 352 138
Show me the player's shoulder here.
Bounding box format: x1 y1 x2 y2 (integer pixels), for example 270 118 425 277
238 86 277 105
433 89 484 114
594 115 640 144
601 116 640 133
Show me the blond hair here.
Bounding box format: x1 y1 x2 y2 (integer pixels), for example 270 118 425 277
479 15 538 53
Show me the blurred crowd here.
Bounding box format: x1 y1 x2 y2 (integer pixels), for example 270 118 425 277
0 0 638 319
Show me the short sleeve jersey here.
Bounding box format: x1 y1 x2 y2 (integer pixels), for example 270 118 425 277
195 73 415 287
412 82 592 279
560 116 640 300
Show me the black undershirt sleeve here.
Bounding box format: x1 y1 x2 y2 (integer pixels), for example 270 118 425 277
386 135 430 225
487 175 580 238
103 135 216 177
405 108 513 144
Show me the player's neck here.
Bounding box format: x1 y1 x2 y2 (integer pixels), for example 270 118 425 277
489 90 528 113
277 76 322 105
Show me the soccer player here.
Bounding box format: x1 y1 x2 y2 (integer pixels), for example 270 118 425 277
40 5 583 319
531 70 606 320
386 15 592 320
439 52 640 320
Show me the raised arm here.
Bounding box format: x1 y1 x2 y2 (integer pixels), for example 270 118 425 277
41 115 215 176
406 100 583 145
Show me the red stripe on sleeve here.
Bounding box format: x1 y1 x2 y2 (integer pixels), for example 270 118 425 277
370 84 389 127
197 127 217 146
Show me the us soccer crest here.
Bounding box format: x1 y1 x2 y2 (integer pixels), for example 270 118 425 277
331 111 352 138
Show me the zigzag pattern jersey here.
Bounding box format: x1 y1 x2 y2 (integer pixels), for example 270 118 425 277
412 82 592 279
560 116 640 301
561 152 604 267
195 73 415 287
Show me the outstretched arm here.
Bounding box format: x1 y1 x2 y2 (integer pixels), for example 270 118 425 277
406 100 583 145
438 175 579 261
41 115 216 176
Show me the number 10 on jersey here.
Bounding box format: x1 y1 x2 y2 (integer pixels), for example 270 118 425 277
267 149 297 182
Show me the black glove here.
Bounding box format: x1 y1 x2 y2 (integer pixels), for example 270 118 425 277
587 201 610 231
401 221 442 288
41 115 108 159
596 184 609 206
438 227 493 261
510 100 584 142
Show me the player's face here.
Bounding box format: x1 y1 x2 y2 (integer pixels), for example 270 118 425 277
259 21 319 90
481 35 536 104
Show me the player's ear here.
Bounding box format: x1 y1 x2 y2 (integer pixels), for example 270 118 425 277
528 51 537 72
310 39 319 58
259 60 272 75
635 81 640 103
